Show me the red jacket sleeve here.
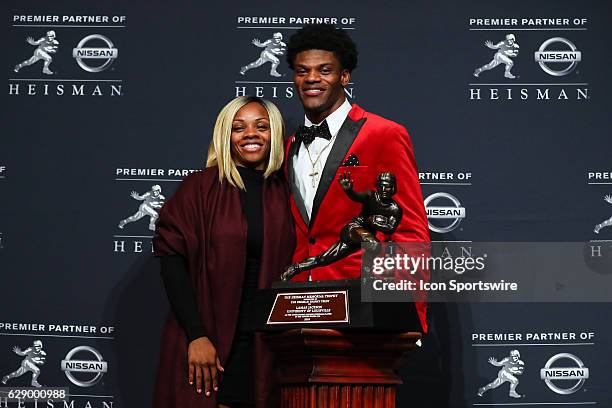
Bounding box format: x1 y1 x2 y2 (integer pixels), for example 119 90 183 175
374 123 430 316
374 123 429 244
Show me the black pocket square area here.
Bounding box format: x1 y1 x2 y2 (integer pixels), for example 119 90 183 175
342 154 360 167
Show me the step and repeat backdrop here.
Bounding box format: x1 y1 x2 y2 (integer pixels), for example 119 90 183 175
1 0 611 407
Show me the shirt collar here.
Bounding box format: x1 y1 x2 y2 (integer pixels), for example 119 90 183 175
303 98 352 138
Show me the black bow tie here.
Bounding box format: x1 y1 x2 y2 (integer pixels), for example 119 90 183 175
295 121 332 147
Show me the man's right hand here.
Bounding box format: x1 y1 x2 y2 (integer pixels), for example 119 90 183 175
187 337 224 397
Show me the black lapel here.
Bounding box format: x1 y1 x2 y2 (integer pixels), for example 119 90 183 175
287 137 309 225
309 116 367 229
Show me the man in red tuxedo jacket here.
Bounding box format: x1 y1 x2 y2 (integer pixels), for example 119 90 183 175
284 24 430 332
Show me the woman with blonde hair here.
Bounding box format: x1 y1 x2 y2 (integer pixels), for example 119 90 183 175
153 96 295 408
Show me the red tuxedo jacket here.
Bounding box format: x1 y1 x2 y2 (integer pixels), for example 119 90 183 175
285 104 430 332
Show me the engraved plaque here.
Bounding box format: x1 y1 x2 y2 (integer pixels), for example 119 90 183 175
266 290 349 325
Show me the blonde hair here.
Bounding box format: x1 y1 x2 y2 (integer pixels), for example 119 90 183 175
206 96 285 190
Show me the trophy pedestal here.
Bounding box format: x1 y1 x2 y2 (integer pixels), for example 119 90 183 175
265 328 421 408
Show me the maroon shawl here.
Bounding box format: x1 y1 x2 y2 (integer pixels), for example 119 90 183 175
152 166 295 408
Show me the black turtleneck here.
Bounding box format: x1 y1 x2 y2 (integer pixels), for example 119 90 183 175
237 165 264 258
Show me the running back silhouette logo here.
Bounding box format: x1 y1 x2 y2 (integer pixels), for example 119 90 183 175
14 31 59 75
118 185 166 231
2 340 46 387
239 32 286 77
473 34 520 79
593 194 612 234
477 349 525 399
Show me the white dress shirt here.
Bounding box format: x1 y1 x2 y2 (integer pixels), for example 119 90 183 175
293 99 352 219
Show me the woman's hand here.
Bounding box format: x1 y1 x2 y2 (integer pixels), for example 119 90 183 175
187 337 224 396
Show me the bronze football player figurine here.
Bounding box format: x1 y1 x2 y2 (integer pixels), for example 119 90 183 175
281 171 402 281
